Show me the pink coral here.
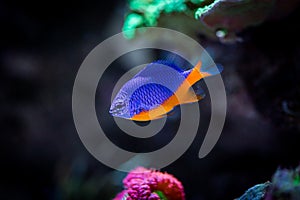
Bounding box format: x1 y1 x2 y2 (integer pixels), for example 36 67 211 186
114 167 185 200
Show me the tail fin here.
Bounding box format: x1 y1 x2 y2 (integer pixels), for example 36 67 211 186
185 61 223 85
198 62 223 78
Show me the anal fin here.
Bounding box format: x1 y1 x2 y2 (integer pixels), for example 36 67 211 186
179 84 205 104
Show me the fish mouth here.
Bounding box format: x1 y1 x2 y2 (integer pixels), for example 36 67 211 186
109 108 120 115
109 107 124 116
109 108 131 119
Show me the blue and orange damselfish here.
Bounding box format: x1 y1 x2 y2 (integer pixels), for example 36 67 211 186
109 60 222 121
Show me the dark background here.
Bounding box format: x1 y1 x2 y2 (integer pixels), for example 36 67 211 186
1 1 300 200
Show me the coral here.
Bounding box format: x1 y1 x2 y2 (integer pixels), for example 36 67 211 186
236 164 300 200
196 0 275 32
123 0 188 39
123 0 275 40
265 165 300 200
236 182 271 200
113 167 185 200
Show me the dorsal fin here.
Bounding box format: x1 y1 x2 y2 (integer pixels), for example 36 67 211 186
132 60 184 79
151 60 184 72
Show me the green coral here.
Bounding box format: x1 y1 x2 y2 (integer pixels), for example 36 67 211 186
194 0 220 19
294 173 300 186
123 13 144 39
122 0 226 39
123 0 275 40
123 0 189 39
191 0 206 4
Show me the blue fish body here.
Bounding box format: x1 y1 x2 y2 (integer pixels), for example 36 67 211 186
109 60 222 121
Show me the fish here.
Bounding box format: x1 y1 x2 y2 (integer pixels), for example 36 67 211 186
109 60 223 121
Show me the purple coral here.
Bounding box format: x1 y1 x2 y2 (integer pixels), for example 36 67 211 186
114 167 185 200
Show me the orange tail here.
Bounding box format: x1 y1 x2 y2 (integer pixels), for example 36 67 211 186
186 61 223 85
